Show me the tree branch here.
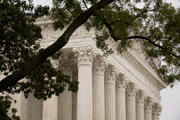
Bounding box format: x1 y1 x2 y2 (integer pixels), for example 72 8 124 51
108 8 153 26
97 11 180 59
129 8 154 23
103 18 119 41
82 0 89 9
0 0 113 92
127 35 180 59
94 8 153 41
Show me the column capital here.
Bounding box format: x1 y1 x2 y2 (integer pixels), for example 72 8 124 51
105 64 116 84
145 97 153 111
116 73 126 90
136 90 145 104
93 55 105 74
126 82 136 98
58 52 77 74
152 103 162 116
74 47 94 66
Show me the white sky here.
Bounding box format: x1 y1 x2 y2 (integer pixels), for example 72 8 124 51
33 0 180 120
160 82 180 120
159 1 180 120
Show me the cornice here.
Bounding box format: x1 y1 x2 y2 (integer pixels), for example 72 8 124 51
122 51 167 89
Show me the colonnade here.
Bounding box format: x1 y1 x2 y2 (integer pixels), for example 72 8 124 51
22 48 162 120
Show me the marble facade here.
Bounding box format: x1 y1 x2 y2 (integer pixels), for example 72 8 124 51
12 17 166 120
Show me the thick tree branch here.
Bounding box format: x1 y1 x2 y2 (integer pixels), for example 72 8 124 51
0 0 113 92
127 35 180 59
103 18 119 41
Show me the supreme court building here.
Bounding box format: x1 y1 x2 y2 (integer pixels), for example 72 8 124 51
12 16 166 120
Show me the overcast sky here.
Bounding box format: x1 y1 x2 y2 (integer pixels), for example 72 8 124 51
159 1 180 120
33 0 180 120
160 82 180 120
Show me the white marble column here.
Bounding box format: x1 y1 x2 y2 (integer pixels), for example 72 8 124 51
116 73 126 120
93 55 105 120
58 52 76 120
152 103 162 120
43 95 58 120
72 92 77 120
58 88 72 120
126 82 136 120
76 48 93 120
21 94 43 120
144 97 153 120
105 64 116 120
11 93 22 117
136 90 145 120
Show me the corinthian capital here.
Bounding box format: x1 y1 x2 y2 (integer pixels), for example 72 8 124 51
136 90 145 104
105 64 116 84
74 47 94 66
93 55 105 73
51 51 77 75
153 103 162 115
116 73 126 89
126 82 136 97
145 97 153 111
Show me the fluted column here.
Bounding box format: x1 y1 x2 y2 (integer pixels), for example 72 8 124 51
126 82 136 120
144 97 153 120
152 103 162 120
105 64 116 120
136 90 145 120
93 55 105 120
76 48 93 120
21 94 43 120
116 73 126 120
43 95 58 120
58 88 72 120
58 53 76 120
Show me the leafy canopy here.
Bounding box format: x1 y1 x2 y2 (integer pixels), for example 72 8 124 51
0 0 78 119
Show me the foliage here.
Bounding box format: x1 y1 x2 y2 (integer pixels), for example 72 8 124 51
0 95 20 120
0 0 78 119
0 0 179 119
